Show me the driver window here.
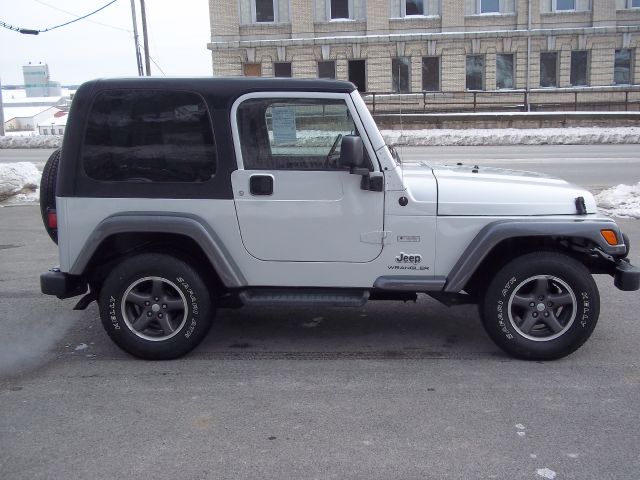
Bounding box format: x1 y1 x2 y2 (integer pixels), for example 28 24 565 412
237 98 365 170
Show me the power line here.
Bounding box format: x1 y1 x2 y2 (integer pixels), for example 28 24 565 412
137 43 167 76
32 0 132 33
0 0 119 35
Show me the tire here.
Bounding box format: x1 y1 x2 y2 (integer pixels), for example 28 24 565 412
98 253 214 360
39 149 61 244
480 251 600 360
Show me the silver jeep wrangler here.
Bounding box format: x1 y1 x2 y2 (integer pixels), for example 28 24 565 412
40 77 639 360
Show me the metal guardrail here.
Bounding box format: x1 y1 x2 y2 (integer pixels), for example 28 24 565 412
362 87 640 114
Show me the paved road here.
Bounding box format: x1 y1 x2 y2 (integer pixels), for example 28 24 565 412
1 205 639 479
1 145 639 191
0 148 57 170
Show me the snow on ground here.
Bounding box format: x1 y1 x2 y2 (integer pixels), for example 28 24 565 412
595 182 640 219
0 163 40 204
381 126 640 147
4 131 39 137
0 135 62 149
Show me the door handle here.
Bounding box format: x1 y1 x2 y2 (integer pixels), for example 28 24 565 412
249 175 274 196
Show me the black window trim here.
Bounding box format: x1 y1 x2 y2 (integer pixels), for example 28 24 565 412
80 87 218 185
231 92 381 173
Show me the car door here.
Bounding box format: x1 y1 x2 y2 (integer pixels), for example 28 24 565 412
231 93 384 263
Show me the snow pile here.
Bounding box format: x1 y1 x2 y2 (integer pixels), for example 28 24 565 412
381 127 640 146
2 126 640 149
0 135 63 149
595 182 640 219
0 163 40 203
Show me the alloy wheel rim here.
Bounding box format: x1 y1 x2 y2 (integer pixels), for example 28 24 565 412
121 276 188 341
507 275 577 342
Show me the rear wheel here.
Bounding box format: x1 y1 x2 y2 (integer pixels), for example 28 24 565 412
98 253 214 360
481 251 599 360
39 149 61 243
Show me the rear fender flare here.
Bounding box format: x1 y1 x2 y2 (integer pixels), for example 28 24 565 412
69 213 246 288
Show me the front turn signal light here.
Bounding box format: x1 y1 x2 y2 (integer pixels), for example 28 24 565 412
601 229 619 246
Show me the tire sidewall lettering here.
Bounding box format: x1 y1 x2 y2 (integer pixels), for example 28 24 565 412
108 295 121 330
496 276 518 340
578 290 592 329
176 276 200 339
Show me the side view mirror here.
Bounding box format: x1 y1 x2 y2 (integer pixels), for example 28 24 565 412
338 135 383 192
338 135 364 171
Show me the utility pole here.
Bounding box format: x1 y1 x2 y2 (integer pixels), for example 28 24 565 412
0 78 5 136
139 0 151 76
130 0 144 76
526 0 531 112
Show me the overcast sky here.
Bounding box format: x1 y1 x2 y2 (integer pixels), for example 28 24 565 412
0 0 212 85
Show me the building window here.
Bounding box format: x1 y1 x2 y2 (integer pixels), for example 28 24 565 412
348 60 366 92
422 57 440 91
480 0 500 13
614 49 632 85
540 52 558 87
318 61 336 79
496 54 515 89
58 129 63 135
405 0 424 15
254 0 275 22
392 57 411 93
631 0 640 7
244 63 262 76
554 0 575 10
466 55 485 90
468 0 514 15
570 51 589 86
330 0 350 19
43 129 48 135
274 62 292 77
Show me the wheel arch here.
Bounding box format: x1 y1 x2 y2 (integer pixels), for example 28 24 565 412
444 218 626 294
69 213 247 289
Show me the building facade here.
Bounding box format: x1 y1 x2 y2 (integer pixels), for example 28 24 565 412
23 63 62 98
208 0 640 95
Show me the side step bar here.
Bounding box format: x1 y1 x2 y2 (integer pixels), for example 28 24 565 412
238 289 369 307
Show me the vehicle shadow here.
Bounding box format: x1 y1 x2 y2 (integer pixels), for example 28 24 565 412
194 296 500 360
52 296 502 363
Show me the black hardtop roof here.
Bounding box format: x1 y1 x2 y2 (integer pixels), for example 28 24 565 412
78 76 357 100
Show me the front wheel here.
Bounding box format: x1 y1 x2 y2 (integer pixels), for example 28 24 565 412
98 253 214 360
480 251 600 360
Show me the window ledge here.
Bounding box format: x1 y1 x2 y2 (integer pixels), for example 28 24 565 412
465 12 516 17
390 15 441 19
541 10 591 14
247 22 291 27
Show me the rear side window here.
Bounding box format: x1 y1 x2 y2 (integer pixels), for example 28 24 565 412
83 90 216 182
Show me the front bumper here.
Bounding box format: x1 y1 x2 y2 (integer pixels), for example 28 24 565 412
613 260 640 291
41 267 88 299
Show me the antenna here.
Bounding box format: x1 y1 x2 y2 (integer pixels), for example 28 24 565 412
398 67 405 188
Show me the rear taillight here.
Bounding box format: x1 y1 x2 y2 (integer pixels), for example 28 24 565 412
47 209 57 229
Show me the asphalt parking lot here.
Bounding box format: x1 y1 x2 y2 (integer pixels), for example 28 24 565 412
1 205 639 479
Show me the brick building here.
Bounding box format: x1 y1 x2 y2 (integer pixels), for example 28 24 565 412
208 0 640 94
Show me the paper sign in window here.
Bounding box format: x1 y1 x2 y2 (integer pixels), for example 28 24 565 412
271 107 297 145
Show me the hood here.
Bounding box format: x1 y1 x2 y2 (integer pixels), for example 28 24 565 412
403 162 597 216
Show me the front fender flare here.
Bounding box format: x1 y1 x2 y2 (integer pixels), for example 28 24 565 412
444 218 626 293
